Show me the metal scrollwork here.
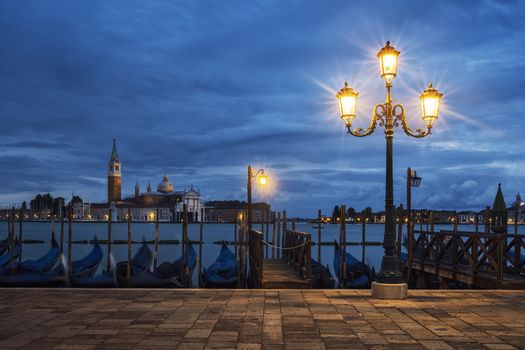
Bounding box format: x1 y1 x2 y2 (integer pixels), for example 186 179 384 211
393 104 431 138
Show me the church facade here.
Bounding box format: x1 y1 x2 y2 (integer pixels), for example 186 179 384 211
87 140 204 222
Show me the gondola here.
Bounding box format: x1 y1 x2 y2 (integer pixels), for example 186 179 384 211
0 240 22 268
72 241 151 288
333 241 373 288
1 238 60 275
199 243 238 288
70 237 103 279
0 256 68 287
0 238 8 256
119 244 197 288
311 258 335 289
116 241 153 278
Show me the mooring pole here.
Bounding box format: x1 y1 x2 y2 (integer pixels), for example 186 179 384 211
60 212 65 253
18 206 23 263
396 205 403 261
107 208 112 272
271 212 276 258
199 209 203 271
317 209 322 263
282 210 287 252
153 209 160 271
361 214 366 263
265 208 270 258
234 211 238 258
277 211 281 258
127 208 132 279
340 205 347 286
68 206 73 272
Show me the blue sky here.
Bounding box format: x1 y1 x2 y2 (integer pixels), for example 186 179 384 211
0 0 524 216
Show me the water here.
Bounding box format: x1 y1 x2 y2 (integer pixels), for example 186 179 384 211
3 221 525 287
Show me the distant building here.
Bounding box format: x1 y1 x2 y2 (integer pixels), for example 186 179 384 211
205 200 271 223
87 140 204 222
508 193 525 224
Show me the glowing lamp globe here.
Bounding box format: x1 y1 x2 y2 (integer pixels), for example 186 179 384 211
377 41 400 84
420 83 443 128
336 82 359 127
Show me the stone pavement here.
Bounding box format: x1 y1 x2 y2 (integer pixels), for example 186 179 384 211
0 289 524 350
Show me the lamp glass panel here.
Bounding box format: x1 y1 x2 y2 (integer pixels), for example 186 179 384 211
339 95 357 118
422 95 440 119
258 175 268 186
381 53 398 77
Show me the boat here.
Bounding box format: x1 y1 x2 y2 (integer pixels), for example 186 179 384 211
116 241 153 279
1 238 60 275
0 238 9 256
0 240 22 268
199 243 238 288
333 242 373 288
69 237 103 279
311 258 335 289
119 244 197 288
0 256 68 287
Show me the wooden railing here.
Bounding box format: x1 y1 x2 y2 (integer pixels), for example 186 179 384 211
408 229 525 288
248 229 264 288
283 229 312 282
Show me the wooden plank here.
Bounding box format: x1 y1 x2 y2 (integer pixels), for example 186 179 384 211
262 259 310 289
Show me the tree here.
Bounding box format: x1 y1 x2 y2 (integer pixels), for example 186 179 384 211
331 205 340 222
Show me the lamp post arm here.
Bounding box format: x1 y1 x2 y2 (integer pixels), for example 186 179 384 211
250 168 265 182
347 104 385 137
393 104 432 138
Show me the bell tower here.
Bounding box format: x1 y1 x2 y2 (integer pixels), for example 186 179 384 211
108 139 122 203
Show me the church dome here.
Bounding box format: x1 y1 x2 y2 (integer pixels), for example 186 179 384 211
157 175 174 194
511 193 525 209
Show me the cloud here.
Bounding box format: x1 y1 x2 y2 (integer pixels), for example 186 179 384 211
0 1 524 216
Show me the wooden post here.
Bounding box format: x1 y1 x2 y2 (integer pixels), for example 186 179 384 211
361 214 366 263
18 207 23 263
453 210 458 233
272 212 276 258
317 209 322 263
199 209 203 269
51 219 56 243
277 211 281 258
238 213 244 287
127 208 132 279
282 210 287 254
107 208 112 272
292 218 296 231
475 212 479 233
265 205 270 257
60 213 65 253
9 208 15 274
68 207 73 272
182 204 188 286
340 205 346 285
153 209 160 271
234 211 238 258
430 211 435 233
485 206 490 233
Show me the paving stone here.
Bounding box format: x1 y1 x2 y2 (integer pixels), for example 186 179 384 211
0 289 523 350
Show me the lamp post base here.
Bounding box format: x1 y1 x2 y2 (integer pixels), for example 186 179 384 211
371 282 407 300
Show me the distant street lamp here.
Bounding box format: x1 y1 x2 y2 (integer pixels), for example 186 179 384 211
247 166 268 231
406 168 421 283
335 41 443 299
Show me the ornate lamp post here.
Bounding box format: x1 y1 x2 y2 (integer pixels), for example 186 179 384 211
247 166 268 231
335 41 443 299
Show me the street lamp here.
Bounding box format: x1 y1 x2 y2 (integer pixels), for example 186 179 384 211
247 166 267 231
335 41 443 299
406 168 422 283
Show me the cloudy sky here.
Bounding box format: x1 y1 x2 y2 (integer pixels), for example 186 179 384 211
0 0 524 216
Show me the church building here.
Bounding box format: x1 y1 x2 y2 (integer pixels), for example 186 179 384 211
88 140 204 222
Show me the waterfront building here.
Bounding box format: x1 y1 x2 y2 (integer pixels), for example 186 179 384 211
508 193 525 224
205 200 271 223
87 140 204 222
